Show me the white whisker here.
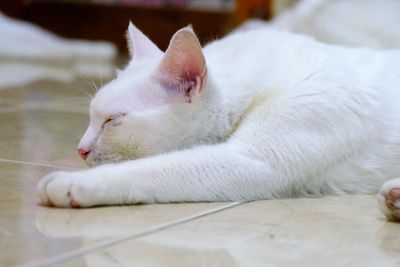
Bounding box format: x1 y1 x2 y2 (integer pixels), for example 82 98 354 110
78 74 97 98
96 56 104 88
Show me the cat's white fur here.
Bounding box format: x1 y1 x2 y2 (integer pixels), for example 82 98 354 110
37 23 400 220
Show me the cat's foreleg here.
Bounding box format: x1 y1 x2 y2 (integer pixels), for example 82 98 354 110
37 144 273 208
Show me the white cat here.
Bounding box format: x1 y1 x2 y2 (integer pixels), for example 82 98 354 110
37 23 400 221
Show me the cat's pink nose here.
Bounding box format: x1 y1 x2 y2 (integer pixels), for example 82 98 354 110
78 148 90 160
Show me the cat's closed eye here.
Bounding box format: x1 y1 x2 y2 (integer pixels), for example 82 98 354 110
102 113 126 128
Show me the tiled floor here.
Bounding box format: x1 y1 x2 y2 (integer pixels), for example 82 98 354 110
1 80 400 267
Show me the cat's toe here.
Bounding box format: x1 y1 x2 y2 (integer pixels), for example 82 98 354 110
45 173 75 207
67 192 81 208
37 172 63 206
68 181 98 208
378 178 400 222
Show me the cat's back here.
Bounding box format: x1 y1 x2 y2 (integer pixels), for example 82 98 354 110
367 49 400 118
204 29 400 135
202 29 326 96
203 29 314 66
204 29 400 118
204 28 400 93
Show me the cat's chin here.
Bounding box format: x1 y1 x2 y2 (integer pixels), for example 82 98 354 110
85 160 97 167
85 155 136 167
86 159 115 167
85 156 120 167
85 149 161 167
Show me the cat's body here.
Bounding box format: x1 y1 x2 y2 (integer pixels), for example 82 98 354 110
38 25 400 220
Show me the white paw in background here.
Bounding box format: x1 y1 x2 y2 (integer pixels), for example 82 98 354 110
378 178 400 222
37 171 99 208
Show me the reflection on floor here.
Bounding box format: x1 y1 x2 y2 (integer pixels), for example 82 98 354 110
0 80 399 267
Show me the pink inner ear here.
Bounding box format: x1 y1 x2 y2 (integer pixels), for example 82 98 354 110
159 28 206 85
127 22 162 60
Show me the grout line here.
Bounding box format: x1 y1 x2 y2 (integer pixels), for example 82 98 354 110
21 202 245 267
0 158 80 170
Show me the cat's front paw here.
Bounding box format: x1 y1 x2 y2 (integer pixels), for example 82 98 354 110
378 178 400 222
37 171 100 208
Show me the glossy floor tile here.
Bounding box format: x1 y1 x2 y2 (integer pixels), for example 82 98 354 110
0 161 229 267
58 195 400 267
0 81 90 167
0 110 87 168
0 162 79 267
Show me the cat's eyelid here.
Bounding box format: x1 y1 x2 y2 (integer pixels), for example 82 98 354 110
110 112 126 120
103 112 126 127
108 112 125 120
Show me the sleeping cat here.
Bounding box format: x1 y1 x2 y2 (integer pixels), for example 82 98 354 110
37 23 400 221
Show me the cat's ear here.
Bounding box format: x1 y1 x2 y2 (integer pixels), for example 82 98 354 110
157 26 206 103
127 22 162 60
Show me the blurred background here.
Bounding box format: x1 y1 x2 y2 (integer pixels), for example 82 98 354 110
0 0 276 51
0 0 283 88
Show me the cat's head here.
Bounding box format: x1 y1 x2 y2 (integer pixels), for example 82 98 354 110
77 23 223 166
